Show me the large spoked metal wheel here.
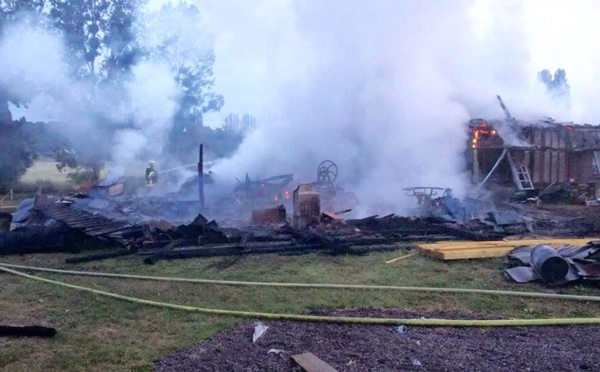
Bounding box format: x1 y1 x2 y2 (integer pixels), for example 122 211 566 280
317 160 338 184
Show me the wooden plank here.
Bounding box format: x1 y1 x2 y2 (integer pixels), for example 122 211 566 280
544 151 551 183
534 130 542 146
418 239 597 260
419 239 594 251
551 151 559 183
292 352 338 372
558 152 567 182
0 206 17 213
428 241 590 251
551 131 558 148
533 150 541 183
437 248 517 260
386 252 416 264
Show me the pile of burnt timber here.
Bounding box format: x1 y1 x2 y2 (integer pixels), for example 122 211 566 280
0 224 89 255
2 192 515 262
137 221 402 263
34 196 143 248
135 213 510 263
345 214 506 241
1 195 144 256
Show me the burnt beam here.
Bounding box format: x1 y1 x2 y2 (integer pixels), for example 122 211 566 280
198 144 204 208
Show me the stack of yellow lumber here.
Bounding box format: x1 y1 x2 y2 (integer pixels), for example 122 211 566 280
418 238 597 260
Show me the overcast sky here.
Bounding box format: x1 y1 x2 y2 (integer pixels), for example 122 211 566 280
9 0 600 212
173 0 600 125
15 0 600 125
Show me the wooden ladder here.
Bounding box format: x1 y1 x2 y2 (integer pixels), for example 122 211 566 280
507 151 534 190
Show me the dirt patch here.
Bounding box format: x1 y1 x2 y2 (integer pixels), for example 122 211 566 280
154 309 600 371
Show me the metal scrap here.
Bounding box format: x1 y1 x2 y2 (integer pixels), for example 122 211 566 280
505 241 600 285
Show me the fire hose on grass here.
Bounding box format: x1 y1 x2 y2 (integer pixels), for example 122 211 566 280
2 264 600 327
1 261 600 303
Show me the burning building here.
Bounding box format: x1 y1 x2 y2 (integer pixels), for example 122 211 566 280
468 97 600 201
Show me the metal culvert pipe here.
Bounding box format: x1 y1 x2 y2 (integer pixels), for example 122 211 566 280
530 245 570 282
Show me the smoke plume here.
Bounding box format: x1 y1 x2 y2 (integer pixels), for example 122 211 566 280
0 11 181 184
191 0 600 213
5 1 600 215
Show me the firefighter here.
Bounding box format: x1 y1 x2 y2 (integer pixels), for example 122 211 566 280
146 161 158 185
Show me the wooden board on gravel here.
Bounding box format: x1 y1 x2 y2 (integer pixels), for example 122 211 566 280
291 352 338 372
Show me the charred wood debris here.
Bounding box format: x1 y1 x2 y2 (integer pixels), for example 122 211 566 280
2 188 543 265
2 160 594 267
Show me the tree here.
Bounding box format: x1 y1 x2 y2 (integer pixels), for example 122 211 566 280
538 68 570 104
46 0 142 82
144 2 224 161
45 0 145 182
0 112 37 187
54 146 102 184
1 0 228 186
0 2 45 186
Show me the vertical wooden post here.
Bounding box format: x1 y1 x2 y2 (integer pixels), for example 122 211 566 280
473 148 481 183
198 144 204 208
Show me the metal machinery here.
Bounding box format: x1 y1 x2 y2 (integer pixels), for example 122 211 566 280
403 187 451 208
312 160 338 198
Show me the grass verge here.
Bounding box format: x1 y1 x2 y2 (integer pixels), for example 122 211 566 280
1 250 600 370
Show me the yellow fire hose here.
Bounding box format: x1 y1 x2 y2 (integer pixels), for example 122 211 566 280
2 264 600 326
1 261 599 303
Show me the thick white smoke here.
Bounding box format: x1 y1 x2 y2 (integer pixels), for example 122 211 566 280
191 0 600 213
105 62 180 182
0 13 181 184
5 0 600 215
201 1 477 212
0 20 67 104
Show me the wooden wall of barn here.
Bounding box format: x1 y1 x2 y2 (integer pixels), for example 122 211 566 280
528 150 568 184
471 125 600 187
523 127 600 185
569 151 598 184
524 128 569 185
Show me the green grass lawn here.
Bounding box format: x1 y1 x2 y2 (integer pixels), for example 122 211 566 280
1 250 600 371
2 158 137 210
19 158 72 186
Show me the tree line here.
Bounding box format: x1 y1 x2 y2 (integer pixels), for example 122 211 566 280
0 0 237 187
